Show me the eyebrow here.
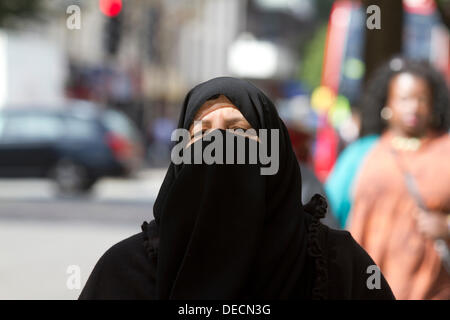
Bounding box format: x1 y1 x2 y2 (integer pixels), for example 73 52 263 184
194 117 249 126
189 117 251 133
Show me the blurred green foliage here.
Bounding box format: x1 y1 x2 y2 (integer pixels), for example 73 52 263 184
298 23 327 92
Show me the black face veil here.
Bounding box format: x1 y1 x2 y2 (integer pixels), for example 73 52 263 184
143 77 315 299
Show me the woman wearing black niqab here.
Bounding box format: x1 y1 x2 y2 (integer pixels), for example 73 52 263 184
79 77 395 300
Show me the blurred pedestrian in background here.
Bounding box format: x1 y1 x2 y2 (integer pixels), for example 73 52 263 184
325 132 378 228
146 104 177 167
346 57 450 299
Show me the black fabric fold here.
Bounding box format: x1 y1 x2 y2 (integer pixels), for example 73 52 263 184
147 77 314 299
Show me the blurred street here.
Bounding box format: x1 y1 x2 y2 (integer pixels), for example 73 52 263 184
0 168 165 300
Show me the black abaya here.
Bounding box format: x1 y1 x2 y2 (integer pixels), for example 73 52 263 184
79 224 394 299
79 77 395 300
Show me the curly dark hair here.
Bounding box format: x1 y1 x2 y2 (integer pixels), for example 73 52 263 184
358 57 450 137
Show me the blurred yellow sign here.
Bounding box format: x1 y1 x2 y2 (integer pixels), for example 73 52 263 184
311 86 336 114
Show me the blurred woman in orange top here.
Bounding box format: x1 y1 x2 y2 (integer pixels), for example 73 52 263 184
348 58 450 299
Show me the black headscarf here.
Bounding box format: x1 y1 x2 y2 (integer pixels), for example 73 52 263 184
143 77 321 299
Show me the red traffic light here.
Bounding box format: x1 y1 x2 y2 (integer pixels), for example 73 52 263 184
99 0 122 17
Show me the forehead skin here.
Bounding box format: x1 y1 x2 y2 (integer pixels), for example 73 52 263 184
388 73 431 100
193 95 238 121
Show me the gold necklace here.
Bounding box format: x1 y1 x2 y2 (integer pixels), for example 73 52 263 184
391 136 422 151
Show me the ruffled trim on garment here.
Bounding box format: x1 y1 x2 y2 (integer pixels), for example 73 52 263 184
303 194 329 300
141 220 159 276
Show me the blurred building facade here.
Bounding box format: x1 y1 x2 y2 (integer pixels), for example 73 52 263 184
0 0 447 171
56 0 248 102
